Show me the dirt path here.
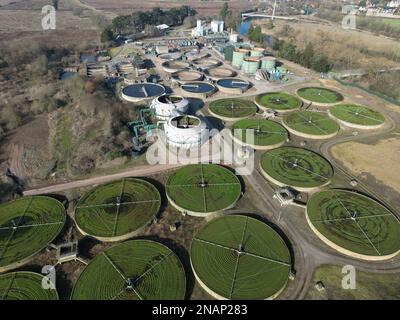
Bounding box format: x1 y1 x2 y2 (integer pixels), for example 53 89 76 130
23 164 182 195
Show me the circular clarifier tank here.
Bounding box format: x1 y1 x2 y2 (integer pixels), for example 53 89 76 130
171 70 203 84
162 60 191 73
216 78 250 94
158 52 182 60
192 58 221 69
121 83 166 102
204 67 236 80
181 81 216 98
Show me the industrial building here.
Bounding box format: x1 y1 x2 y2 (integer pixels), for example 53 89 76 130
163 115 208 148
150 94 189 121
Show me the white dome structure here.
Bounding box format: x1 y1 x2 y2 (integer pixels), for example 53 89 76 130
150 95 189 121
164 115 208 148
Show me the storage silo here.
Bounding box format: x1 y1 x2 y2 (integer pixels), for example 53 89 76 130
224 45 235 62
232 49 249 69
261 56 276 71
250 47 265 57
241 57 260 75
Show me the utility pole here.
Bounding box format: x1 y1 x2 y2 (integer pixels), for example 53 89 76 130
272 0 277 20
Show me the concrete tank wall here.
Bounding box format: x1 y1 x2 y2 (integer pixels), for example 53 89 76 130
150 95 189 121
241 58 260 75
250 48 265 57
261 57 276 71
164 115 208 148
232 49 249 69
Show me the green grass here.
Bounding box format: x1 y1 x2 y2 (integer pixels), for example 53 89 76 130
0 197 66 269
283 111 339 136
59 114 73 151
255 92 302 110
306 265 400 300
209 99 257 119
231 119 288 146
166 164 241 213
75 178 161 238
329 104 385 126
307 190 400 256
0 272 59 300
71 240 186 300
191 215 291 299
297 87 343 104
260 147 333 188
381 18 400 27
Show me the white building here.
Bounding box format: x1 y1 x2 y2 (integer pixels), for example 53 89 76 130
192 19 206 37
163 115 208 148
150 95 189 121
211 20 224 33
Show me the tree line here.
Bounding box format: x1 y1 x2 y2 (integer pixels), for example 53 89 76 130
102 6 197 41
248 26 332 73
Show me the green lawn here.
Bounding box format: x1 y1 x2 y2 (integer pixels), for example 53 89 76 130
209 99 257 119
283 111 339 136
0 272 59 300
329 104 385 126
166 164 241 213
381 18 400 27
260 147 333 188
307 190 400 256
0 197 66 269
75 178 161 238
232 119 288 146
71 240 186 300
255 92 302 110
191 215 291 299
306 265 400 300
297 87 344 104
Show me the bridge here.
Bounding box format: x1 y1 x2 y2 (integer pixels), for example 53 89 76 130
241 12 297 21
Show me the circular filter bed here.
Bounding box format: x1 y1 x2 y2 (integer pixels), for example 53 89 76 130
329 104 385 129
166 164 241 216
75 178 161 241
255 92 302 111
307 190 400 260
191 215 291 300
231 119 288 150
0 272 59 300
297 87 343 105
282 111 339 139
71 240 186 300
260 147 333 191
0 196 66 271
209 99 257 120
